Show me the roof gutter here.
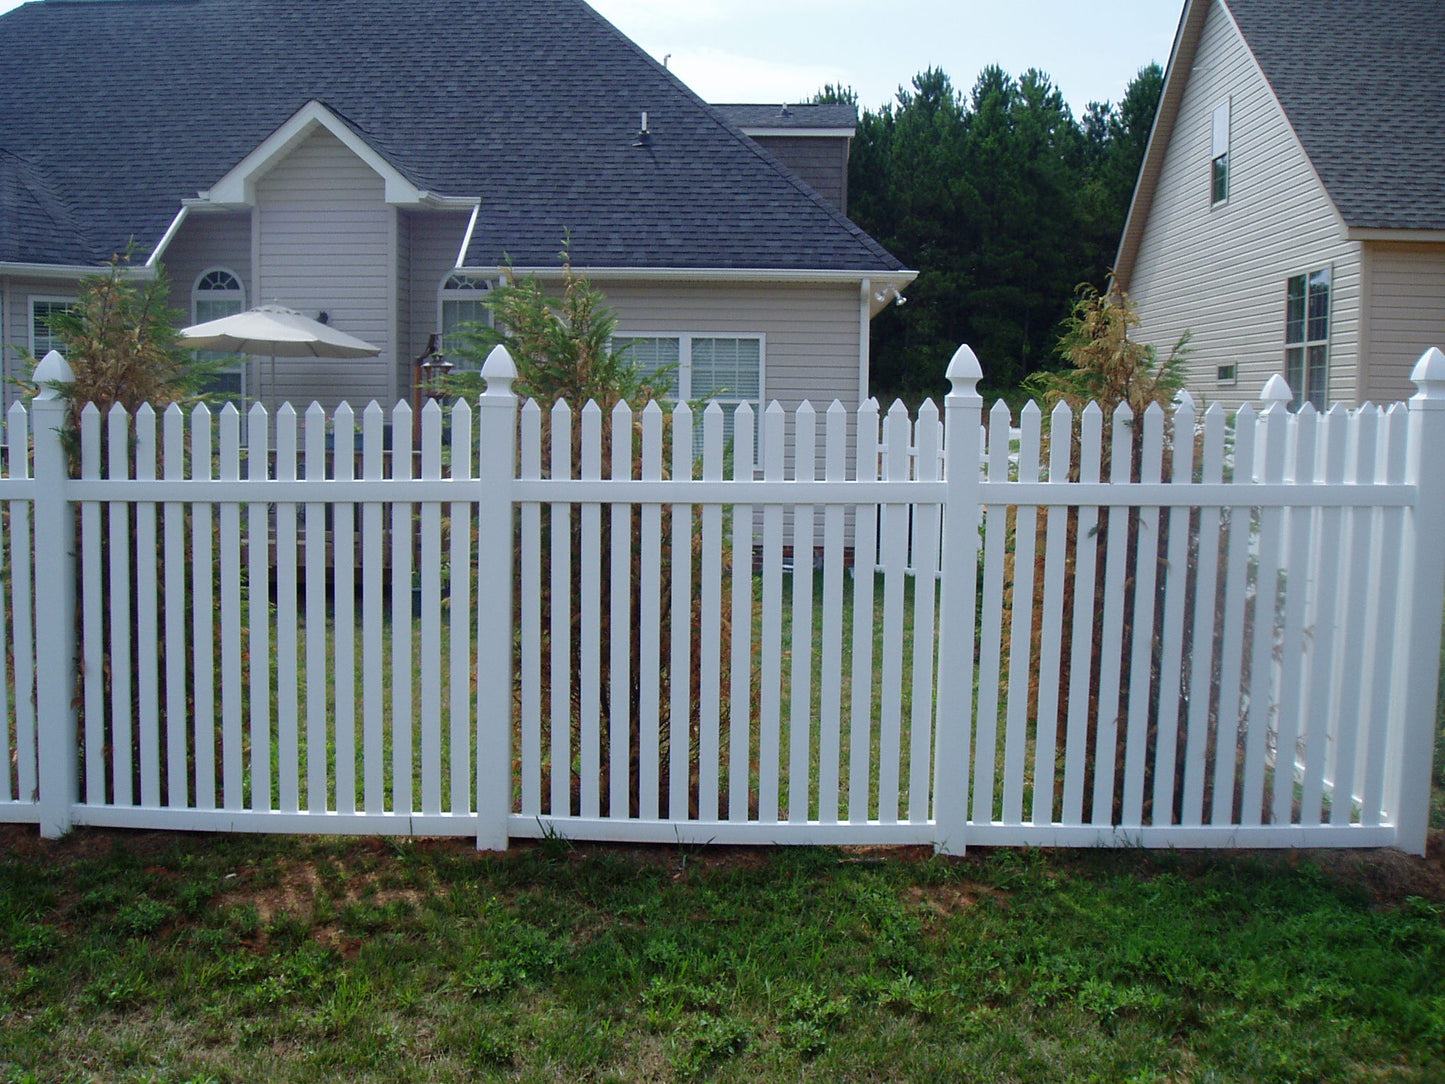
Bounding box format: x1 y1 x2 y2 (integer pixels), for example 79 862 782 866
0 260 155 281
1346 227 1445 243
463 263 916 304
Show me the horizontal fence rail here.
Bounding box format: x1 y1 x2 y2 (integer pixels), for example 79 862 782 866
6 343 1444 854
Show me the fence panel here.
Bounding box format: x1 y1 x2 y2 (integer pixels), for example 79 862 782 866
9 342 1444 854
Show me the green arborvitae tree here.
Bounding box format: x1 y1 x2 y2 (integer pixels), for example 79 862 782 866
447 252 665 410
29 252 208 437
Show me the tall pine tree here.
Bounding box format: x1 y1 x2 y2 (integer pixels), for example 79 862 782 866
830 62 1163 398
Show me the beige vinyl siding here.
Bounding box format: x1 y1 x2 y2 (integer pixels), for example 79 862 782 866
254 128 393 411
405 210 472 383
162 211 252 316
395 209 412 401
1128 0 1361 409
605 280 862 411
1361 242 1445 403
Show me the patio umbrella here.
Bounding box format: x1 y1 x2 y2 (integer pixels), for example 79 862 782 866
180 303 380 407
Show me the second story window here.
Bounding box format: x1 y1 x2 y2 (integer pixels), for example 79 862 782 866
1211 100 1230 205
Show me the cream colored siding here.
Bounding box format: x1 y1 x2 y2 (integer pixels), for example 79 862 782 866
0 275 79 407
1129 0 1361 409
395 209 412 400
254 128 393 410
405 210 471 383
604 281 862 411
162 211 251 317
1361 242 1445 403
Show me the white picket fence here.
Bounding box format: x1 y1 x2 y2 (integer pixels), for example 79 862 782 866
3 343 1443 854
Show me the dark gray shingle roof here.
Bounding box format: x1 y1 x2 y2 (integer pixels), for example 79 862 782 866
1228 0 1445 230
713 104 859 131
0 0 902 272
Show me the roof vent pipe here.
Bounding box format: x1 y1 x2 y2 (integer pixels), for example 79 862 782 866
634 111 651 147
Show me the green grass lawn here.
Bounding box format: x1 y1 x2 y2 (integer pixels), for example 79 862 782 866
0 827 1442 1083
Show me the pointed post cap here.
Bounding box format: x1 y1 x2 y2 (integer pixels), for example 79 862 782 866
33 349 73 400
1260 373 1293 405
946 344 983 395
481 344 517 396
1410 346 1445 403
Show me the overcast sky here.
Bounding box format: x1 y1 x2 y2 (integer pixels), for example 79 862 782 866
0 0 1184 116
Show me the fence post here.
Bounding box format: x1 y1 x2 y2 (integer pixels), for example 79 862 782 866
476 345 518 851
31 352 79 837
934 344 983 855
1395 346 1445 855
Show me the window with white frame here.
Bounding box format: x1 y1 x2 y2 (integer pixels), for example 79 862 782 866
439 274 493 368
192 268 247 400
1285 267 1330 410
1211 100 1230 205
30 297 74 359
620 333 763 458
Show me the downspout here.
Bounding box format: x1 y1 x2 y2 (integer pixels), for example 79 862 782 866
859 277 871 406
147 205 190 268
455 204 481 270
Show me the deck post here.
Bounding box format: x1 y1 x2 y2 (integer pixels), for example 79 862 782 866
1395 347 1445 855
476 345 518 851
31 352 80 838
934 344 984 855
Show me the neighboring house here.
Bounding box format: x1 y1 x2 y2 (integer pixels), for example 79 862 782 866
0 0 912 421
1113 0 1445 410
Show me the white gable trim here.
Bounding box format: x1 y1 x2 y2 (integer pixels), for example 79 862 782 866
202 100 427 206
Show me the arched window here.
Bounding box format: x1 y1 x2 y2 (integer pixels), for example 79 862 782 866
193 268 247 399
439 273 492 368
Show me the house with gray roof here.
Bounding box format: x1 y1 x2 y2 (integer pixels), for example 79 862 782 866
0 0 912 417
1113 0 1445 409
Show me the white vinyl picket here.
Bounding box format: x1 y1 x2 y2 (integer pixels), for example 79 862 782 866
1032 400 1072 826
848 400 879 824
249 405 273 813
728 405 756 823
1002 402 1040 825
334 402 357 817
1181 402 1225 826
908 400 941 824
787 402 816 823
134 406 161 808
699 403 724 822
448 400 472 816
1061 403 1102 824
818 402 848 825
611 401 635 820
360 403 384 815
